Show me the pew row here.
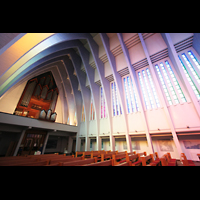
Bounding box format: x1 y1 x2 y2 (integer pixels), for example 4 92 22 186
180 153 195 166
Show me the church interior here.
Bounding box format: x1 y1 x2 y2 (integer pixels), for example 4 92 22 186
0 33 200 166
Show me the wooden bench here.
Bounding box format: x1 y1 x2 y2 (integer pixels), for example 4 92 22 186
115 152 147 166
149 152 161 166
101 151 117 161
160 153 176 166
115 162 131 166
131 152 146 166
61 157 97 166
83 159 114 166
5 159 50 166
75 151 84 157
180 153 195 166
112 151 127 165
49 156 84 165
0 157 43 166
140 154 154 166
17 160 50 166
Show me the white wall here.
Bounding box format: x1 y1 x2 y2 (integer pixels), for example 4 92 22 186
128 42 146 64
145 109 170 131
127 112 146 133
88 120 97 136
55 95 63 123
169 33 194 45
144 33 167 56
168 103 200 129
99 118 110 134
0 81 27 114
113 115 126 133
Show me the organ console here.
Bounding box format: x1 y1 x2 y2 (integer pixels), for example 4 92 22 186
14 71 58 122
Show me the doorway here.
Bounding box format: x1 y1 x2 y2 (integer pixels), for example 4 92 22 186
18 129 47 156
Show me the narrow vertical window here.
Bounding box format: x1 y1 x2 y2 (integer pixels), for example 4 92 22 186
181 53 200 86
111 81 122 116
131 78 139 111
127 76 135 112
155 65 173 105
188 50 200 72
146 68 160 107
100 87 106 118
123 77 130 113
178 55 200 100
82 105 85 122
90 98 95 120
138 71 150 109
160 62 179 104
142 70 155 108
101 87 103 118
114 82 119 115
165 61 187 103
111 83 116 116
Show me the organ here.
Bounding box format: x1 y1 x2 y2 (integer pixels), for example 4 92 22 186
14 71 59 122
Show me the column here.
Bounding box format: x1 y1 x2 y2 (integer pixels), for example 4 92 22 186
42 132 50 154
13 129 26 156
67 136 73 153
138 33 183 156
117 33 154 154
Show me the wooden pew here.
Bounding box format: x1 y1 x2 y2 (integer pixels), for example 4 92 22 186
160 153 176 166
131 152 146 166
101 151 118 161
0 157 42 166
140 154 154 166
115 151 148 166
49 156 84 165
83 159 114 166
112 151 127 165
115 161 132 166
75 151 84 157
4 159 50 166
149 152 161 166
17 160 50 166
61 157 97 166
180 153 195 166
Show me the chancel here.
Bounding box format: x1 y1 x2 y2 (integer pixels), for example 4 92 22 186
0 33 200 166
